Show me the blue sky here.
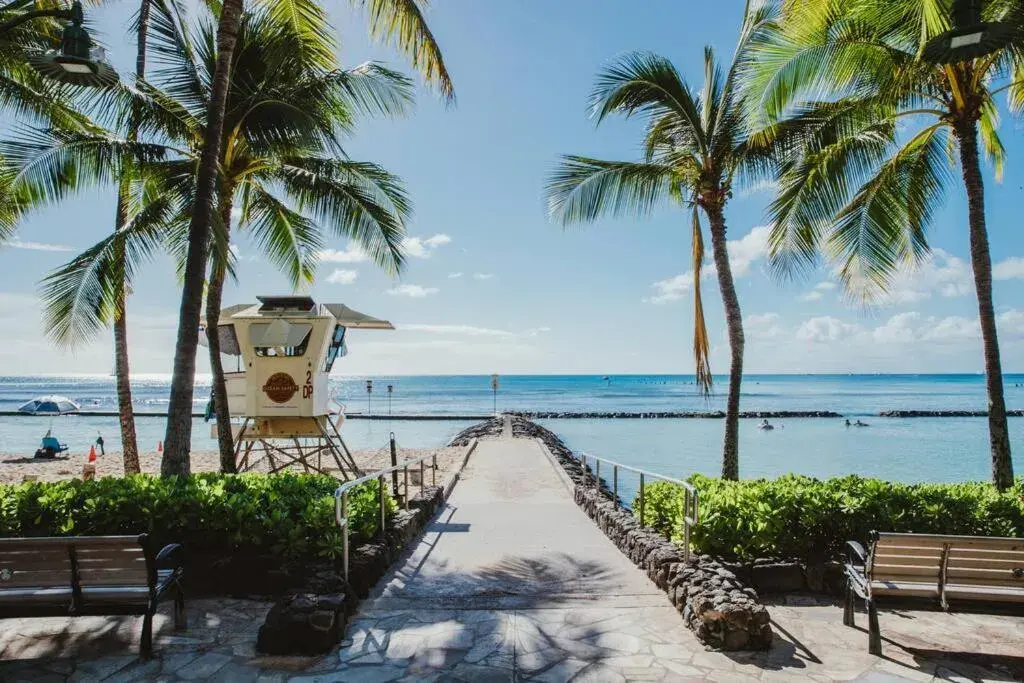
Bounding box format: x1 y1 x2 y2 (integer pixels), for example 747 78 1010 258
1 0 1023 376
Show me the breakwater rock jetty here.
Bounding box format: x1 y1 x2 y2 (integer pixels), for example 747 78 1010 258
507 410 842 419
878 409 1024 418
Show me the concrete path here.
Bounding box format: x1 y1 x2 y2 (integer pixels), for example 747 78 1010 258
334 433 705 681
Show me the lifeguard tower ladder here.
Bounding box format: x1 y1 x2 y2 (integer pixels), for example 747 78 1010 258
201 295 393 480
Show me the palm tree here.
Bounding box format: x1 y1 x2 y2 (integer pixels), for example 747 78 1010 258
161 0 456 476
748 0 1021 489
6 3 413 473
545 5 772 480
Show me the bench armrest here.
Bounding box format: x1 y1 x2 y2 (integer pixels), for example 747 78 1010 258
845 540 867 566
155 543 184 570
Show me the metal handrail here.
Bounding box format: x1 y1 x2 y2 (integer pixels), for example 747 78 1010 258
334 450 437 582
579 451 699 562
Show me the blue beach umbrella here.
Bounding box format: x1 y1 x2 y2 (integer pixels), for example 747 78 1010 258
18 395 81 416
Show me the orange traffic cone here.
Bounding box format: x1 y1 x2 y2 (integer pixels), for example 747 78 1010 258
88 445 97 462
157 441 163 453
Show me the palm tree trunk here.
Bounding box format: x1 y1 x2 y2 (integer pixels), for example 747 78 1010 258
206 195 235 474
110 0 154 476
112 216 139 473
955 120 1014 491
161 0 244 477
706 204 744 481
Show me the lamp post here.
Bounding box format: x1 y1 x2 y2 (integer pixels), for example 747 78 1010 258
365 380 373 416
922 0 1016 64
491 374 499 415
14 0 119 87
387 384 393 417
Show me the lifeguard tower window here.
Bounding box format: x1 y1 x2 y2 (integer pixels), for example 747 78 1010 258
251 321 313 357
325 325 347 372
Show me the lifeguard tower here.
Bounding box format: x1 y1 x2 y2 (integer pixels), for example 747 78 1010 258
201 295 393 479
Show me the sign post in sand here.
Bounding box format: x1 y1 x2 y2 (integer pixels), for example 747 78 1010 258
491 374 500 415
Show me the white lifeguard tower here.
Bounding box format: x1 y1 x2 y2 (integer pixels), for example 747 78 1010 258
201 295 393 478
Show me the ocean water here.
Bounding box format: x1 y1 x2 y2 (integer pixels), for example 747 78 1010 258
0 374 1021 483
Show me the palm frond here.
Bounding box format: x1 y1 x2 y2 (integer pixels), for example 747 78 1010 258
244 185 323 286
274 156 409 275
39 192 175 346
356 0 454 102
591 52 708 154
691 206 712 396
546 156 678 226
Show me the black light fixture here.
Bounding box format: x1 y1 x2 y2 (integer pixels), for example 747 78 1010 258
922 0 1017 64
26 0 118 87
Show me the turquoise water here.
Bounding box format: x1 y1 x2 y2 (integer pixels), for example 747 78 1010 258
0 374 1021 483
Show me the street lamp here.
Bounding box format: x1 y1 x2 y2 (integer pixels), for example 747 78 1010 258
23 1 118 87
922 0 1016 64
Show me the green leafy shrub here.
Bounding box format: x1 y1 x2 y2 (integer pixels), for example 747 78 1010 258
0 473 397 559
637 475 1024 561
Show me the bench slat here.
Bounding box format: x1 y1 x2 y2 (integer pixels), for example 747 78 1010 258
0 555 72 572
0 587 73 602
78 568 150 586
946 555 1024 570
876 535 1024 551
943 585 1024 603
870 581 939 598
76 556 147 570
0 570 72 588
872 564 941 579
0 536 141 548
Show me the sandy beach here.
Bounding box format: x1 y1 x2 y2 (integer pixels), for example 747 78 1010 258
0 445 466 486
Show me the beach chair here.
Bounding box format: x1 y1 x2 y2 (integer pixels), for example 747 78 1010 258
34 433 69 459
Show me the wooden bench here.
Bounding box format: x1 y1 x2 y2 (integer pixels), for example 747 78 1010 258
844 531 1024 655
0 534 185 657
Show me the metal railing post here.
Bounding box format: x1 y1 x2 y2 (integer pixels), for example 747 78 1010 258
378 475 386 541
581 454 587 481
403 465 409 510
342 492 349 582
431 455 436 487
639 473 645 527
595 459 600 493
613 465 618 509
683 489 691 563
420 459 425 495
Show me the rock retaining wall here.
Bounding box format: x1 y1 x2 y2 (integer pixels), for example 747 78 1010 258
490 415 773 651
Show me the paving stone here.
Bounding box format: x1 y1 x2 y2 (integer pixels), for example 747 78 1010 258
176 652 234 680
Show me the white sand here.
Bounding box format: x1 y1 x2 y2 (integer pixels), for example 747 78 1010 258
0 445 466 485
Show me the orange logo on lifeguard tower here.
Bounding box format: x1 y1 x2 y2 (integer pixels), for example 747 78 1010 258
262 373 299 403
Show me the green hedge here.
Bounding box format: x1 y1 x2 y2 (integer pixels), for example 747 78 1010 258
637 474 1024 562
0 473 396 560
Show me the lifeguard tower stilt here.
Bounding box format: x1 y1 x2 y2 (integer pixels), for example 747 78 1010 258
201 296 394 480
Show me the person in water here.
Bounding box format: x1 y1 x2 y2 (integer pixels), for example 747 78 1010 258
759 419 774 430
854 419 869 427
845 419 851 427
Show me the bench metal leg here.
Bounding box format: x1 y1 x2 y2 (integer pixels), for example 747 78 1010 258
140 608 154 659
174 584 187 630
843 581 855 627
866 598 882 656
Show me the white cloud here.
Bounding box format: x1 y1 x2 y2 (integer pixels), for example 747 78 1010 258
871 312 921 344
796 316 861 343
800 280 837 301
646 272 695 305
5 238 73 252
800 291 824 302
386 284 438 298
725 225 771 277
644 225 770 305
326 269 358 285
448 272 463 279
745 313 784 340
920 315 979 342
473 273 494 280
229 244 242 260
318 245 368 263
993 257 1024 281
402 234 452 259
884 249 972 304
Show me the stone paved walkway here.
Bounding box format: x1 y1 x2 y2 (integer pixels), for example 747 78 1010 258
1 431 1022 681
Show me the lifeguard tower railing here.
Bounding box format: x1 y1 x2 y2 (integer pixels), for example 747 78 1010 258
578 452 699 563
333 452 437 582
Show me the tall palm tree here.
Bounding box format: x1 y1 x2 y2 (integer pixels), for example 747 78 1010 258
161 0 456 476
5 4 413 472
545 5 772 480
748 0 1021 489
